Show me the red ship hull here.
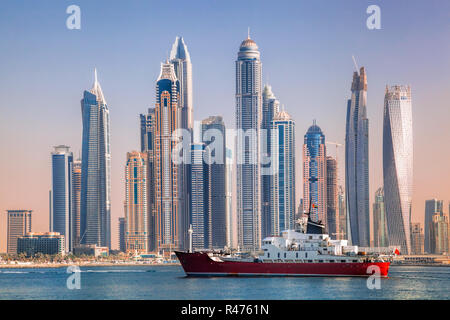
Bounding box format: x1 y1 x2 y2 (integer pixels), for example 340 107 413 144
175 251 390 277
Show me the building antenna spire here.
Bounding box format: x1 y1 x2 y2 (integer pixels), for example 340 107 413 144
352 55 359 74
247 27 250 39
94 67 98 84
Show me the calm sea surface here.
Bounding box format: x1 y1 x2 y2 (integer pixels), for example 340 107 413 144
0 265 448 300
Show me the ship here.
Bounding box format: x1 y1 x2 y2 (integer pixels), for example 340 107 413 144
175 193 391 277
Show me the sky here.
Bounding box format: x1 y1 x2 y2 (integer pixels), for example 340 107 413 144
0 0 449 251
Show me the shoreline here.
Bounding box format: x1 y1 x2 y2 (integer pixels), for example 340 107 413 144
0 262 181 269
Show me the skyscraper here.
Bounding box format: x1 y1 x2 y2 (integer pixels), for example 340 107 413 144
270 109 295 235
80 69 111 248
140 108 156 153
373 187 389 247
236 34 262 250
50 145 73 252
225 148 234 248
337 186 347 240
7 210 32 254
326 156 339 238
201 116 226 249
345 67 369 247
190 143 210 249
410 222 424 255
170 37 193 252
383 85 413 254
170 36 193 132
424 199 444 253
430 213 449 254
303 121 327 224
140 108 156 251
72 159 82 247
118 217 126 252
154 61 181 251
125 151 148 253
261 84 280 238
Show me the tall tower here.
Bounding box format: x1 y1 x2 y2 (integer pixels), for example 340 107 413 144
140 108 156 251
170 36 193 131
236 33 262 250
410 222 424 255
373 187 389 247
170 36 193 252
118 217 126 252
125 151 148 253
270 109 295 235
80 69 111 248
345 66 370 247
337 186 347 240
303 121 327 224
424 199 443 253
261 84 280 238
51 145 73 252
7 210 32 254
72 159 82 247
201 116 227 249
225 148 234 248
326 156 338 238
190 143 210 249
154 61 181 252
383 85 413 254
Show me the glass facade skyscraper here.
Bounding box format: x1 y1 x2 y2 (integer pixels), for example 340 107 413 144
270 110 295 235
189 143 210 249
345 67 370 247
140 108 156 251
80 69 111 248
170 37 193 251
51 145 73 252
125 151 148 253
236 35 262 250
170 36 193 132
72 159 81 248
154 61 182 251
303 121 326 224
261 84 280 238
424 199 443 253
201 116 226 249
326 156 338 238
373 187 389 247
383 85 413 254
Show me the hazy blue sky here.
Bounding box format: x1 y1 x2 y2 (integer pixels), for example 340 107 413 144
1 0 449 250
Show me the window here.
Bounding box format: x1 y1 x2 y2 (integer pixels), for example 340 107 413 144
267 253 270 258
278 253 280 258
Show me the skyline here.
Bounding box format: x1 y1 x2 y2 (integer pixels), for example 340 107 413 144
1 1 450 251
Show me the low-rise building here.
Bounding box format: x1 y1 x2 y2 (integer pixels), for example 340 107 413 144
73 244 109 257
17 232 65 257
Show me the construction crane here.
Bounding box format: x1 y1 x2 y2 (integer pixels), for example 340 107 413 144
326 141 343 162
